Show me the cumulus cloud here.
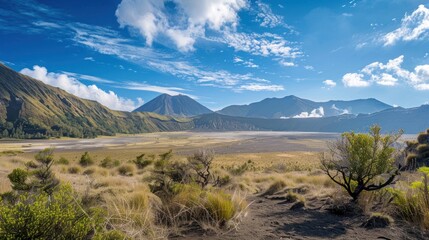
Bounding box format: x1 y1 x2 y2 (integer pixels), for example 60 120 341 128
341 55 429 90
323 79 337 88
20 65 140 111
384 4 429 46
115 0 247 52
292 107 325 118
342 73 370 87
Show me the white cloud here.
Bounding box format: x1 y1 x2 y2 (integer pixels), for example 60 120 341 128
220 32 301 59
279 60 295 67
341 55 429 90
20 65 140 111
115 0 247 52
331 104 349 115
238 83 284 91
73 24 275 91
342 73 370 87
62 71 115 84
384 4 429 46
255 0 284 28
304 65 314 70
323 79 337 88
84 57 95 61
233 57 259 68
292 107 324 118
120 82 196 98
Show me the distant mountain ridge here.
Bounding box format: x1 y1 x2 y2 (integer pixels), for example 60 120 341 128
194 104 429 133
133 94 212 117
217 95 392 119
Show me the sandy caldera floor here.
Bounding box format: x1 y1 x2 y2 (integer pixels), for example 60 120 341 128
176 194 426 240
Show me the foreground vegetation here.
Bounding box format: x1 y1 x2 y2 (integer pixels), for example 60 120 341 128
1 126 429 239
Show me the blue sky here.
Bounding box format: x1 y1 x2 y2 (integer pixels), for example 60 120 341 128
1 0 429 111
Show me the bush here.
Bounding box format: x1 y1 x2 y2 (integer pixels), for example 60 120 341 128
390 167 429 229
321 125 402 201
118 164 135 176
100 157 120 169
56 157 69 165
80 152 94 167
133 154 154 169
205 191 236 223
0 185 104 239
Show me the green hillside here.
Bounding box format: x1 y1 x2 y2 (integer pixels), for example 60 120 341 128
0 64 193 138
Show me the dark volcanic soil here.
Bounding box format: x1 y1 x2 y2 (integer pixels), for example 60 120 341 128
178 195 427 240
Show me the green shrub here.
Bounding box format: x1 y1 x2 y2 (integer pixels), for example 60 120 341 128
321 125 402 201
56 157 69 165
100 157 120 169
133 154 154 169
79 152 94 167
0 185 104 239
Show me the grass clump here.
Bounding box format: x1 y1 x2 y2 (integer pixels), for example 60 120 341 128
262 179 287 196
363 212 394 228
56 157 69 165
117 164 135 176
68 166 81 174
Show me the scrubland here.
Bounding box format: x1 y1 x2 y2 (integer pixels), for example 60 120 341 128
0 131 429 239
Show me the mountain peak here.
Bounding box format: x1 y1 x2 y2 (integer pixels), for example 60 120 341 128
133 94 212 117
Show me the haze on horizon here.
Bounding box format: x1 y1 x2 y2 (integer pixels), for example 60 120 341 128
1 0 428 111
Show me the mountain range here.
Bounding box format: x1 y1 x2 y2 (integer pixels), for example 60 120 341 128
1 63 428 138
217 95 392 119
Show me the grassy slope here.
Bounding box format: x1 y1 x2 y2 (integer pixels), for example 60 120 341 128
0 64 193 135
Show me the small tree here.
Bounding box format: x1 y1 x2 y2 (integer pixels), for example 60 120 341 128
321 125 402 201
8 148 59 195
188 150 218 188
79 152 94 167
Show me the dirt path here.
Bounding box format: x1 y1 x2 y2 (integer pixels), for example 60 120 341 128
181 195 426 240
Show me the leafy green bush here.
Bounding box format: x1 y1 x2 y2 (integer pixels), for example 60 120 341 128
321 125 402 201
80 152 94 167
100 157 120 169
56 157 70 165
0 185 104 239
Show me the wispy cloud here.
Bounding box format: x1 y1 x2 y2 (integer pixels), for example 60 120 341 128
120 82 195 98
233 56 259 68
2 0 287 94
255 0 284 28
383 4 429 46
